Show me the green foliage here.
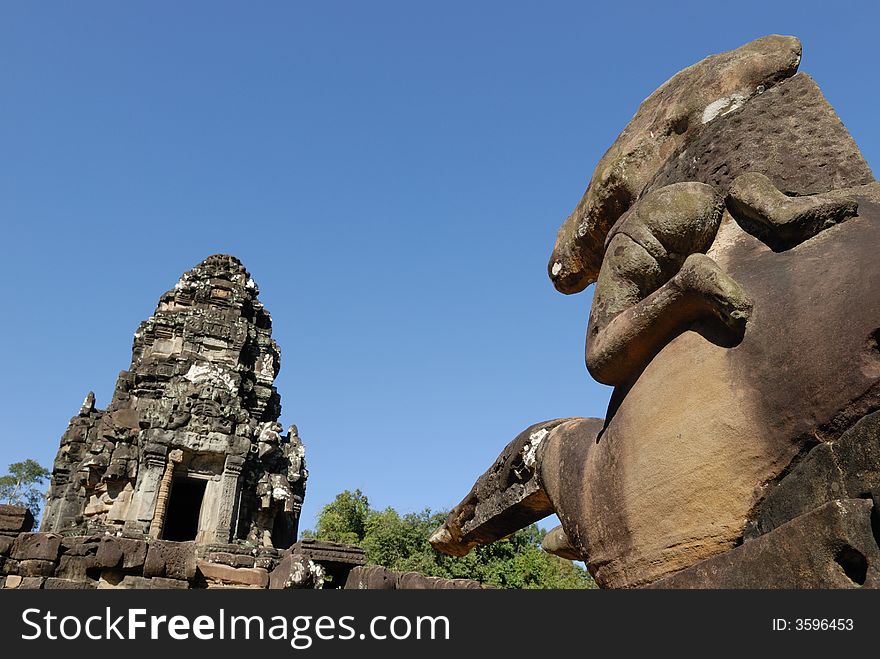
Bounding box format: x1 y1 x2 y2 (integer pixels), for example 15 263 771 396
0 459 50 521
305 490 596 589
302 489 370 545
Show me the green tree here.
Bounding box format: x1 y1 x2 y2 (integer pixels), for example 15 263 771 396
0 460 50 522
305 490 596 589
304 489 370 545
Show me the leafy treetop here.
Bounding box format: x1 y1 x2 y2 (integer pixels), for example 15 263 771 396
0 459 50 523
304 489 596 589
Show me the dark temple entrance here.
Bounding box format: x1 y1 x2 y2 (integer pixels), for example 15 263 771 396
272 509 295 550
162 478 207 541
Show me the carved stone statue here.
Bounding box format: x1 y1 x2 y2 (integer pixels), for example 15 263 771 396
431 35 880 588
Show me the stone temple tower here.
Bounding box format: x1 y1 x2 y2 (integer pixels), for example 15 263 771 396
41 254 308 550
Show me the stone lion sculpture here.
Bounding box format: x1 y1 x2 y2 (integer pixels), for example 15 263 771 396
431 35 880 588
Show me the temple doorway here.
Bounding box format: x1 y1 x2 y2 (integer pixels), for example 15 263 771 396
162 478 207 541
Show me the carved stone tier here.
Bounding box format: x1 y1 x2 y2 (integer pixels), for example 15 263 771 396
40 255 308 553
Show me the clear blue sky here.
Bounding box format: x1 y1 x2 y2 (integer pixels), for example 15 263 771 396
1 1 876 533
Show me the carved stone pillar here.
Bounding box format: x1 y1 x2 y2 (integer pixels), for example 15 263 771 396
123 448 167 536
148 449 184 539
214 454 244 544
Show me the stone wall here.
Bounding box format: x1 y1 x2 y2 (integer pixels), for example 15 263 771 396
0 519 276 589
344 566 488 590
0 508 482 590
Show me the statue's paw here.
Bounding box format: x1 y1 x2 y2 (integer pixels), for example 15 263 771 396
727 172 860 250
677 253 753 335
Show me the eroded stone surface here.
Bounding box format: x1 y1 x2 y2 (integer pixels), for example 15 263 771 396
746 410 880 539
268 553 326 589
586 183 751 386
143 540 197 581
95 536 148 570
197 560 268 588
430 418 589 557
44 577 97 590
549 35 803 294
726 171 859 251
650 499 880 588
436 35 880 589
0 505 34 535
11 533 61 562
547 42 879 589
344 565 487 590
554 183 880 588
647 73 873 197
541 525 581 561
40 255 308 552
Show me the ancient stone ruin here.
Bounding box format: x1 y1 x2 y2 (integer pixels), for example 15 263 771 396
431 35 880 588
0 255 336 588
0 254 484 589
40 254 306 548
